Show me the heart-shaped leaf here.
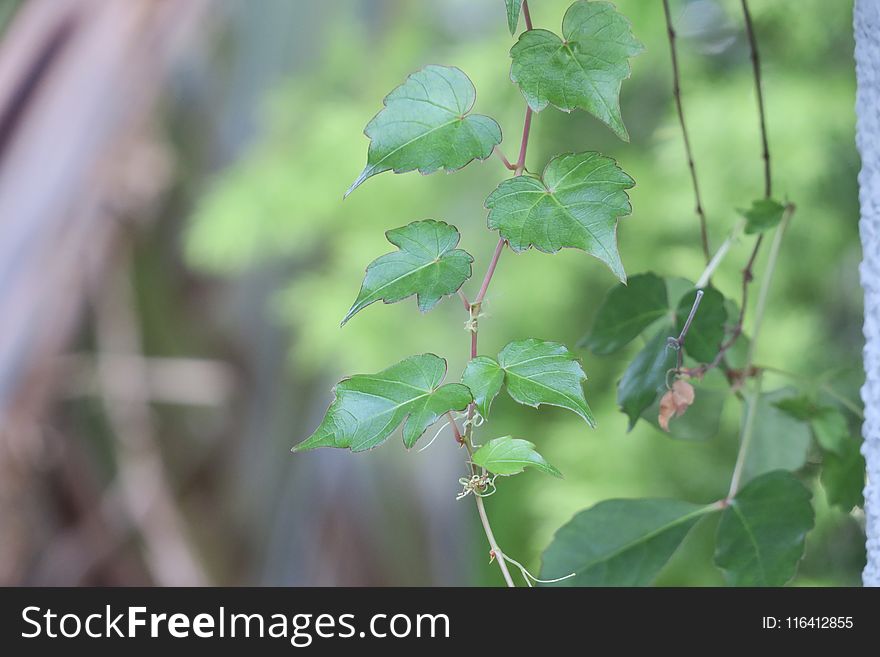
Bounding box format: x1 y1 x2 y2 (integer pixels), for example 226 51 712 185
471 436 561 477
486 152 634 281
293 354 472 452
715 470 814 586
342 220 473 324
580 272 669 355
509 0 643 140
346 65 502 196
540 498 716 586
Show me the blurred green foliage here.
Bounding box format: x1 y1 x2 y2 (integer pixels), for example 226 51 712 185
185 0 864 585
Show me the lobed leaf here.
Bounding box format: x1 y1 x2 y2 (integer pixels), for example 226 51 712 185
714 471 814 586
346 65 502 196
540 498 715 586
580 272 669 355
471 436 561 477
461 356 505 418
498 338 595 426
485 152 635 281
342 220 473 324
293 354 472 452
462 340 594 425
509 0 643 140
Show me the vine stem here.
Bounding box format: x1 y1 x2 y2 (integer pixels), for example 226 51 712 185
457 0 536 588
725 0 772 354
475 237 506 307
726 210 791 499
662 0 711 263
475 495 516 586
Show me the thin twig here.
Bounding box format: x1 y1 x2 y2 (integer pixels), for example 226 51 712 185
727 374 762 499
740 0 772 199
726 211 791 499
676 290 704 345
682 207 793 379
684 0 774 380
662 0 710 263
475 238 506 306
695 218 746 289
522 0 533 30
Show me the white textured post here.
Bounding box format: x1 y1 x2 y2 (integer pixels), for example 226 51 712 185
855 0 880 587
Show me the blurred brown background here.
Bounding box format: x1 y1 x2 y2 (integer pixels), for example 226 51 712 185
0 0 864 586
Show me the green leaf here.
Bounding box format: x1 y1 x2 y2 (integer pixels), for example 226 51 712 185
772 395 849 456
342 220 473 324
666 276 695 309
773 394 820 422
485 152 634 281
821 437 865 511
580 272 669 355
739 199 786 235
471 436 561 477
293 354 472 452
504 0 521 34
715 471 814 586
810 407 848 456
540 498 715 586
741 388 812 484
346 65 502 197
509 0 643 140
498 338 595 426
461 356 505 418
617 325 677 430
675 287 728 363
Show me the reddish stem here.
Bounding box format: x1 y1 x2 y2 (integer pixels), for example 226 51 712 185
475 238 506 305
522 0 533 30
494 146 516 171
515 108 533 175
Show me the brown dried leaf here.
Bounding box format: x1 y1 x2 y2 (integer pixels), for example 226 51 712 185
658 380 695 431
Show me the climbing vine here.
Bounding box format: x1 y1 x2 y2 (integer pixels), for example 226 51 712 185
293 0 865 587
